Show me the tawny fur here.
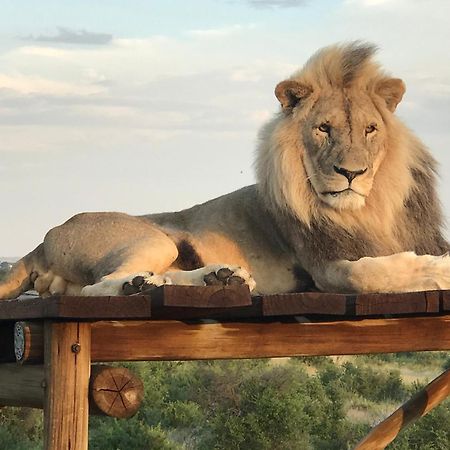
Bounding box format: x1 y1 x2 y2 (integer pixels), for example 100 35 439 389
1 42 449 299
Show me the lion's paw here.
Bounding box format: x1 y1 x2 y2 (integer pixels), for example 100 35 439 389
122 272 172 295
202 265 256 291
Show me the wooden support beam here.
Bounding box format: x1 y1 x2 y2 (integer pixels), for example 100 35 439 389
90 365 144 418
14 315 450 363
14 321 43 363
43 322 91 450
91 316 450 360
354 368 450 450
0 364 44 408
0 363 144 418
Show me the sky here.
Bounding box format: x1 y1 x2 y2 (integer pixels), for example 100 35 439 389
1 0 450 257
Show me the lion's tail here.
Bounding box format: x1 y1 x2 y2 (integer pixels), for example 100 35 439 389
0 244 44 300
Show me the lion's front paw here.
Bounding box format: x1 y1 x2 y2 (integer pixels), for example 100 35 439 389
203 265 256 291
121 272 172 295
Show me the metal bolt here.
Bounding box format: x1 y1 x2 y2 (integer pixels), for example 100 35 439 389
41 379 47 389
71 343 81 353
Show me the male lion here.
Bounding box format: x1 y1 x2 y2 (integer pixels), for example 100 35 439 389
1 42 450 300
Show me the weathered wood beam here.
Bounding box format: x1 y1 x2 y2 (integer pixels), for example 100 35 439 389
14 320 43 363
0 363 144 418
354 367 450 450
0 364 44 408
43 321 91 450
14 315 450 363
1 287 449 323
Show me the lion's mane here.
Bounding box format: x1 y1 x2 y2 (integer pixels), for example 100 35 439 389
255 42 446 258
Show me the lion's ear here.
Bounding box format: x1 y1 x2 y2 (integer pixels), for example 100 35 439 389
375 78 405 112
275 80 312 110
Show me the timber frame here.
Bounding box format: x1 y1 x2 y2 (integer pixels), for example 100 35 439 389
1 284 450 449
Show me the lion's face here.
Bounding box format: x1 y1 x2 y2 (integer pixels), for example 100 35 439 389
300 91 386 210
274 73 405 213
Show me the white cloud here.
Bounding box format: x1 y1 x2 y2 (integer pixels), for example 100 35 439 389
186 24 256 38
344 0 400 6
247 0 308 8
0 73 104 95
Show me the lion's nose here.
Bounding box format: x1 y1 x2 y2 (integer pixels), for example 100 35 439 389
333 165 367 183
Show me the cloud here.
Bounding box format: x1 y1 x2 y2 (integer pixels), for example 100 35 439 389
25 27 113 45
186 24 256 38
0 73 105 96
246 0 308 8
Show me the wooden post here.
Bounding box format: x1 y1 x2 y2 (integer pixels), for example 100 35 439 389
0 363 144 417
43 321 91 450
354 367 450 449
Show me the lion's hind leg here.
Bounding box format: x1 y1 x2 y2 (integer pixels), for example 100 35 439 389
80 235 180 297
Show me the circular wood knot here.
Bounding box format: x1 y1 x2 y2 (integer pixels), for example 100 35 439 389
90 366 144 418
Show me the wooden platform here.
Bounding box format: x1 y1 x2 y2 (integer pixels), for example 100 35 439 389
1 285 450 449
1 284 449 320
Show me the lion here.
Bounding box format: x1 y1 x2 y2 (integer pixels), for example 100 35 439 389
1 41 450 301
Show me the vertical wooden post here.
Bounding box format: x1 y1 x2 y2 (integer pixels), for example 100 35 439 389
43 321 91 450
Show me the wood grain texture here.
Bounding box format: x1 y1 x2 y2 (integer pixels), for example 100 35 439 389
90 365 144 418
155 284 252 307
8 315 450 363
0 363 144 418
0 295 152 320
43 322 91 450
15 321 44 363
89 315 450 361
262 292 348 316
0 364 44 408
2 288 450 322
354 368 450 450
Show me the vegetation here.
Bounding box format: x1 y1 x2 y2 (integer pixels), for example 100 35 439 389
1 353 449 449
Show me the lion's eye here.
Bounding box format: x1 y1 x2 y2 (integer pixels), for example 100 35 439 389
365 124 377 135
318 123 331 134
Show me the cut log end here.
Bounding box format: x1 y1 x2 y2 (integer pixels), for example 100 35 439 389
90 366 144 419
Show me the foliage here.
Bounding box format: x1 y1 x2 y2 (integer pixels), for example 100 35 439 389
0 407 42 450
1 354 449 449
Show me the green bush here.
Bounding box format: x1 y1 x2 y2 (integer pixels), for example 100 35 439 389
1 357 449 449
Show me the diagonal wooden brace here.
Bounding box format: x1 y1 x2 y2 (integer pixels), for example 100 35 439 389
354 367 450 449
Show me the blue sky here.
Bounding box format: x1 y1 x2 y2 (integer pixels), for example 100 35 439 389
1 0 450 256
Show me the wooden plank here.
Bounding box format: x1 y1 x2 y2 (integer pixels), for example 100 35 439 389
2 289 450 322
261 292 348 316
355 291 429 316
425 291 440 313
88 315 450 361
56 295 152 319
0 295 152 320
154 284 252 307
354 367 450 450
44 322 91 450
442 291 450 311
